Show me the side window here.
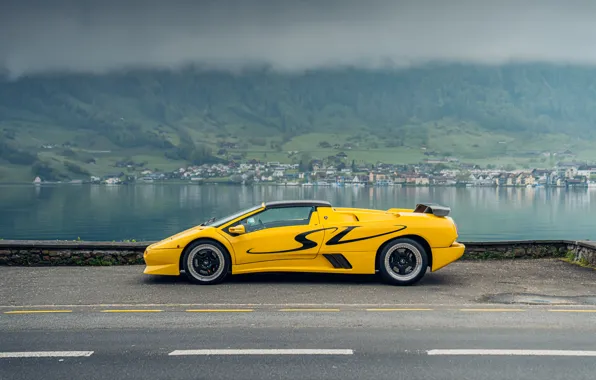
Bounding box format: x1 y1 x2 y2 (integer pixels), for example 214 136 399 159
238 206 314 233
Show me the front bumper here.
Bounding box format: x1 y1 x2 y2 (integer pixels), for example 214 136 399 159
143 247 182 276
431 242 466 272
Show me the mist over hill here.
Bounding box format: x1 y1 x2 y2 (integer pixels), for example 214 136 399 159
3 1 596 181
1 63 596 181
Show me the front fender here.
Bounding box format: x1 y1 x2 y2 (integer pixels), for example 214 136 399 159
144 226 237 275
179 229 238 265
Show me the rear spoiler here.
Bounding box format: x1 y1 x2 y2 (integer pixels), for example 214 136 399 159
413 203 451 217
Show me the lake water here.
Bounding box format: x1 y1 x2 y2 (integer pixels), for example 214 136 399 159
1 184 595 242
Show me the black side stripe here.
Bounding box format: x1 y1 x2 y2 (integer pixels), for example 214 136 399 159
325 225 407 246
245 224 407 254
323 254 353 269
246 227 336 254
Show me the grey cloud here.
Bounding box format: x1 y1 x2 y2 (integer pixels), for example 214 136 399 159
1 0 596 78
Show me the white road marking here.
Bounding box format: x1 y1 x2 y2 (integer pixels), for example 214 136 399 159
0 351 94 358
427 349 596 357
169 349 354 356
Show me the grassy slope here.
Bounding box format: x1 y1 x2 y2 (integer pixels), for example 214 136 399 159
3 119 594 183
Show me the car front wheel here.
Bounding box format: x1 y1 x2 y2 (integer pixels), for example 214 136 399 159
182 240 231 285
378 238 428 286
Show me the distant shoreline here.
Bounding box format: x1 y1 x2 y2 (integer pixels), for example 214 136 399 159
1 181 594 189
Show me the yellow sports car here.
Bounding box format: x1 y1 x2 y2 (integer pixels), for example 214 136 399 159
143 200 465 286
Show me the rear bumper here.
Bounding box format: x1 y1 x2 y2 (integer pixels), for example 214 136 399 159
430 242 465 272
143 248 182 276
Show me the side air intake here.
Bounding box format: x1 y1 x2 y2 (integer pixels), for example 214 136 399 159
413 203 451 217
323 254 353 269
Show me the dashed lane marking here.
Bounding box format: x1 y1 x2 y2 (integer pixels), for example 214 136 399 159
428 349 596 357
366 308 433 311
168 349 354 356
2 306 596 314
278 308 340 312
101 310 163 313
548 309 596 313
4 349 596 359
459 308 526 312
0 351 94 358
186 309 254 313
3 310 72 314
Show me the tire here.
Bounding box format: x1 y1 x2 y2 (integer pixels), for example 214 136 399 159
378 238 429 286
182 240 231 285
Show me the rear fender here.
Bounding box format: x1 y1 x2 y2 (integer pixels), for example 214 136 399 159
375 234 433 271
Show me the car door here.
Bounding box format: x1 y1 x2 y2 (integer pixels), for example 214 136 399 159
223 205 325 265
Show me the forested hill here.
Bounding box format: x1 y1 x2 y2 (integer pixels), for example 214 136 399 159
1 63 596 181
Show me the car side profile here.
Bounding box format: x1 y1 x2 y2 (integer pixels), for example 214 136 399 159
143 200 465 285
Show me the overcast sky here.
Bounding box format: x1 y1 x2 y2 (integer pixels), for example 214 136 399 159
1 0 596 78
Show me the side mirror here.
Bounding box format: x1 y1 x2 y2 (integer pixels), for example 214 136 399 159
228 225 246 235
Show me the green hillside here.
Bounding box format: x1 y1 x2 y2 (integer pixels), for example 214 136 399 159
1 63 596 182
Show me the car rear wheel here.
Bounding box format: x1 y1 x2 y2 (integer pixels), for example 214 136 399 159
378 238 428 286
182 240 231 285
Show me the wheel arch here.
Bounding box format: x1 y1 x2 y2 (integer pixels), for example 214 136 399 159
178 237 234 273
375 234 432 271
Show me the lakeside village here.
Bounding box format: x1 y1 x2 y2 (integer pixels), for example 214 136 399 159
34 155 596 188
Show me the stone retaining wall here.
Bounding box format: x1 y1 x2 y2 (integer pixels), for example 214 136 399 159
567 241 596 267
0 239 594 267
0 241 146 266
461 240 595 267
461 240 569 260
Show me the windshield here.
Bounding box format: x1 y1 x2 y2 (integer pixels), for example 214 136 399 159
206 204 263 228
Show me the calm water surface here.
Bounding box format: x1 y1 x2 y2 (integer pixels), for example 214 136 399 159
1 184 595 242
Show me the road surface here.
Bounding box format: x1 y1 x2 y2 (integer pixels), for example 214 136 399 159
1 259 595 379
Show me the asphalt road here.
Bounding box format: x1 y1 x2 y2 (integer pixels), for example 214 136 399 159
1 312 596 380
1 259 595 307
1 259 595 379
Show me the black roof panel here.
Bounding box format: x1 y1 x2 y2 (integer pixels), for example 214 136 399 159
264 200 332 208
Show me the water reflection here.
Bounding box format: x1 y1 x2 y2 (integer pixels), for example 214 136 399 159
0 184 595 242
